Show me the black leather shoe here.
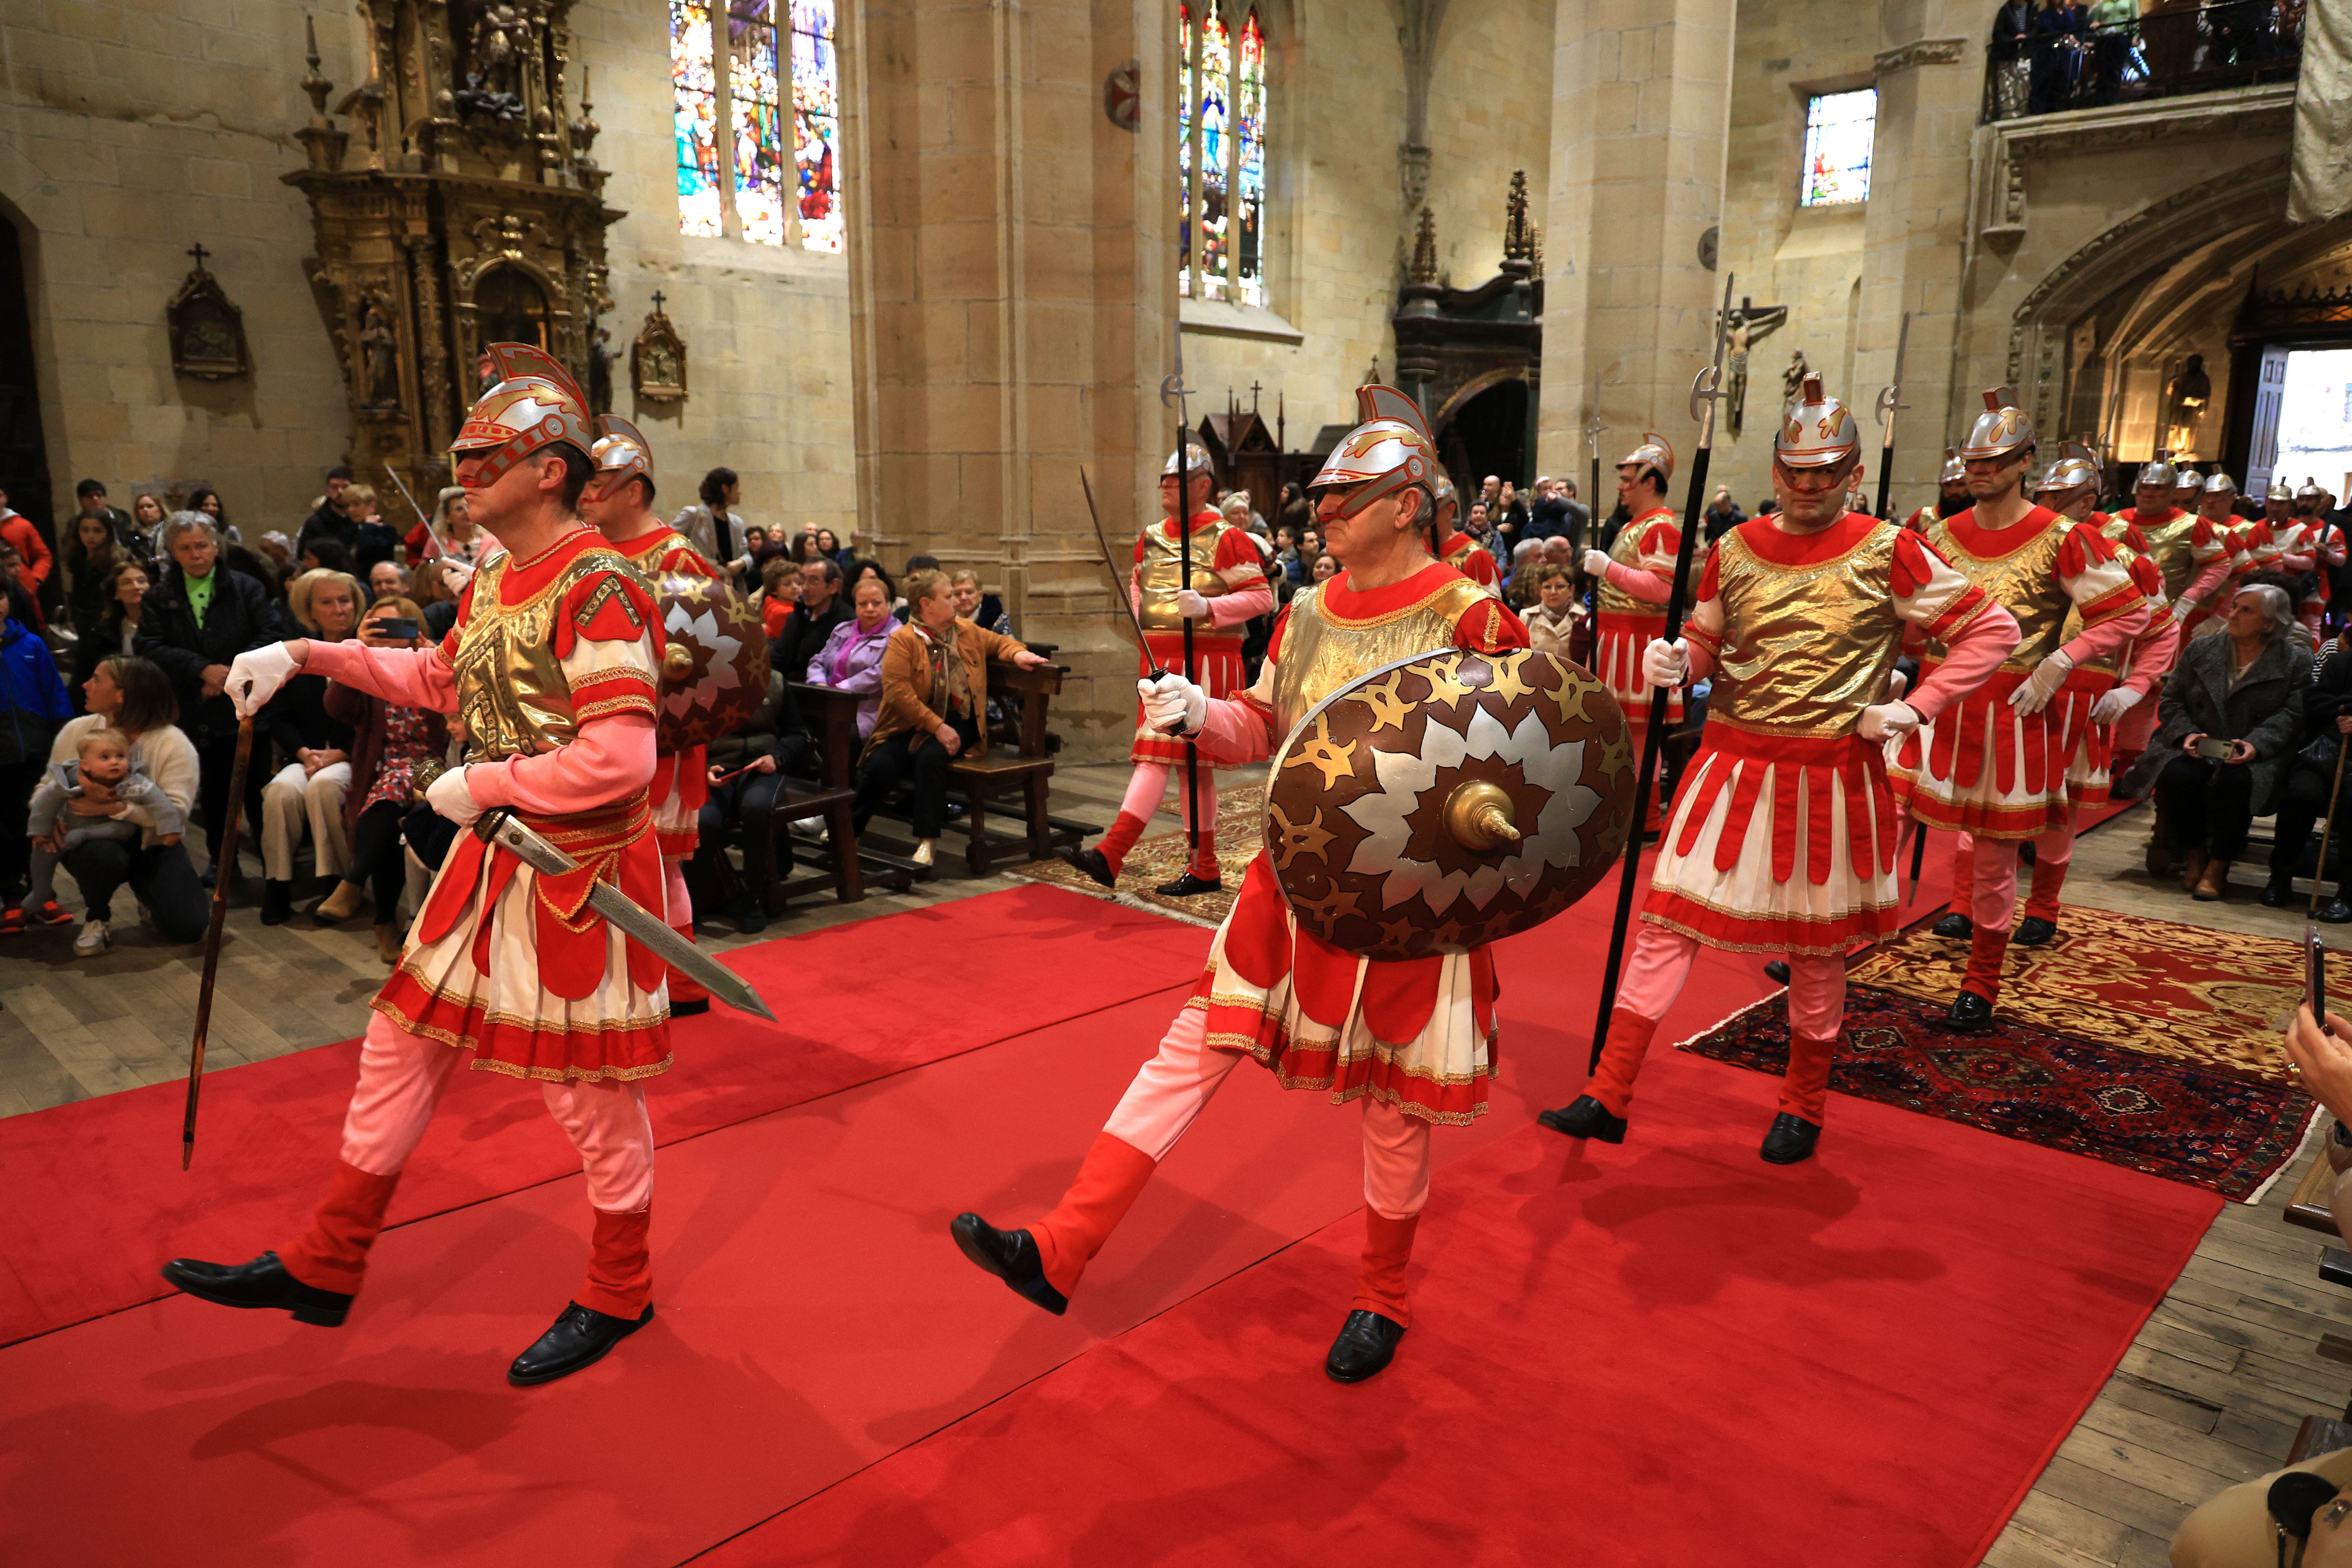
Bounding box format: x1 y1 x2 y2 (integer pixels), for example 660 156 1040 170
1759 1113 1822 1165
1932 911 1974 940
2323 898 2352 926
2013 915 2058 946
670 997 710 1017
2260 880 2294 909
1945 991 1996 1032
159 1250 353 1327
1763 960 1791 985
260 880 294 926
506 1300 653 1386
1153 872 1223 898
2018 840 2037 867
1325 1309 1405 1384
1058 846 1116 889
1536 1095 1628 1144
950 1213 1069 1315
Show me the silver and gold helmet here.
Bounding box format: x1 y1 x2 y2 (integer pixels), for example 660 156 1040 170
450 343 595 485
2300 476 2327 505
1428 465 1459 538
2204 471 2239 498
2172 465 2204 496
2038 454 2100 497
1163 440 1214 480
2267 476 2296 504
2138 451 2180 491
586 414 655 504
1774 373 1861 469
1617 430 1675 486
1308 383 1441 534
1938 446 1966 485
1958 386 2035 461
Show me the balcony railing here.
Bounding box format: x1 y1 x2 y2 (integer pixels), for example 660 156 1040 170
1983 2 2303 122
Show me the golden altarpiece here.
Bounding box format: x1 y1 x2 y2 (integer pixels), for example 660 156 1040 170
282 5 621 500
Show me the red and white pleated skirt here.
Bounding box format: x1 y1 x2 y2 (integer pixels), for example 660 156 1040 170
1133 630 1249 765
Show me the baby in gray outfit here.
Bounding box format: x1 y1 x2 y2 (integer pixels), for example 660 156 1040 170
27 728 183 906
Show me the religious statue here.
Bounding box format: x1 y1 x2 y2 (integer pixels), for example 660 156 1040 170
2163 353 2211 457
457 2 530 123
360 297 401 408
1721 296 1788 438
1782 348 1812 410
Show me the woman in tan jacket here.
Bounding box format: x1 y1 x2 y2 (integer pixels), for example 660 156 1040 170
857 568 1049 867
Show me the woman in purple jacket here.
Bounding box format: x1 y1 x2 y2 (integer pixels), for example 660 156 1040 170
805 575 898 741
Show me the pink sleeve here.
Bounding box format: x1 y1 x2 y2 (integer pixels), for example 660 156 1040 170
2121 616 2182 697
1906 604 2022 722
1206 577 1274 629
1600 560 1671 604
303 638 459 713
2057 600 2148 668
2181 555 2232 613
466 711 657 816
1189 694 1278 766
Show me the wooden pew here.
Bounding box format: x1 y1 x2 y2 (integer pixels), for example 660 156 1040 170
784 682 917 892
950 659 1080 876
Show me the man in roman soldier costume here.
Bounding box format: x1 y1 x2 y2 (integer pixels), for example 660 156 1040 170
2298 477 2346 633
1540 375 2016 1165
2117 452 2229 655
1583 431 1698 831
1431 467 1501 594
162 345 677 1385
580 415 728 1014
1889 387 2146 1031
2194 472 2259 634
1932 453 2176 947
1902 449 1971 534
1060 441 1273 897
953 385 1527 1385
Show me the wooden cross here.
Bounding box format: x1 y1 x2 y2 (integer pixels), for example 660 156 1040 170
1249 379 1261 412
187 242 211 272
650 290 667 314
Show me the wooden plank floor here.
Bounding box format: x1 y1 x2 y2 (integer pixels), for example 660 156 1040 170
5 775 2347 1562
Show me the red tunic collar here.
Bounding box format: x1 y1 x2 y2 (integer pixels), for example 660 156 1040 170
1735 509 1880 566
2119 506 2180 530
1319 560 1460 617
497 526 607 606
1155 508 1224 542
1945 503 2060 557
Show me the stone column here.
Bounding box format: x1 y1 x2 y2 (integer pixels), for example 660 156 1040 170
1537 0 1738 485
1851 11 1981 501
843 0 1168 758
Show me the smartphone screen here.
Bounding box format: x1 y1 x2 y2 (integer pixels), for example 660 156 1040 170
2311 926 2329 1021
382 617 420 641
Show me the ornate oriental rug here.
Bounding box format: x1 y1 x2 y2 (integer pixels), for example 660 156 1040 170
1679 909 2319 1199
1012 784 1263 927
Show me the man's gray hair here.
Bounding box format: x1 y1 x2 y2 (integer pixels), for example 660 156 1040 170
160 511 217 549
2238 583 2295 638
1512 538 1541 564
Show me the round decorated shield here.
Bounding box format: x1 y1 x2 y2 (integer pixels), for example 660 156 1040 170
653 570 769 753
1264 648 1637 960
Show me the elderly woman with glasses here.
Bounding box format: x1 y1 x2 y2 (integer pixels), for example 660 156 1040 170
2145 583 2313 901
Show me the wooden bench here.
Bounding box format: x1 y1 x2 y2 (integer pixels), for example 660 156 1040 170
949 659 1081 876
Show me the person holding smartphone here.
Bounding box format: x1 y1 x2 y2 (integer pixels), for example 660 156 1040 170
310 596 446 962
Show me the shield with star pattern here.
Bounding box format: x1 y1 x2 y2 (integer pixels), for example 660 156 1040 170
1263 648 1636 960
652 569 769 753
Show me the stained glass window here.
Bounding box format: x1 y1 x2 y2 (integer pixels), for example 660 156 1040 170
672 0 723 238
1799 89 1875 207
1179 4 1267 308
730 2 787 245
789 1 843 254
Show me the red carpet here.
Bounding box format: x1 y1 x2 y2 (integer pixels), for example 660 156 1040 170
0 886 2218 1566
0 886 1210 1347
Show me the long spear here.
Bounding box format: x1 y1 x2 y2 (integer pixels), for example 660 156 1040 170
1873 311 1911 521
182 717 256 1168
1582 274 1736 1076
1161 84 1202 870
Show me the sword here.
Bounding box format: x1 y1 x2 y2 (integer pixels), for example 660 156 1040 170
181 716 255 1169
474 808 778 1022
1080 467 1187 737
383 464 453 562
1873 312 1911 521
1906 817 1930 907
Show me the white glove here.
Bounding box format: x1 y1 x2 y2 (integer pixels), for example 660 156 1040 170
1138 672 1207 737
439 558 476 596
2090 686 2142 726
225 642 299 719
1858 701 1921 744
2008 649 2074 717
1174 587 1210 619
1884 668 1910 701
425 764 484 827
1641 638 1688 689
1582 549 1613 579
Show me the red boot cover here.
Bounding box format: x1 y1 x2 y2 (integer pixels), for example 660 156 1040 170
1961 924 2013 1003
667 923 709 1006
1033 1131 1159 1299
1778 1031 1838 1124
1353 1212 1422 1328
1949 837 1976 909
1583 1007 1660 1118
577 1206 653 1320
2024 849 2071 923
1096 811 1149 876
1191 838 1222 881
282 1159 402 1294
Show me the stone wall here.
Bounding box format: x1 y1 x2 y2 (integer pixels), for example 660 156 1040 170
0 0 856 544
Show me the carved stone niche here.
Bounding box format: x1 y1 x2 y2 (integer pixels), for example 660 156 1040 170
167 245 251 381
630 296 688 406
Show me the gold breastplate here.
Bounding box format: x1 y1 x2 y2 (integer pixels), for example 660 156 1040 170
1926 513 2071 671
1138 517 1236 631
450 542 644 761
2059 521 2152 676
1709 524 1904 739
1270 576 1490 737
2135 512 2202 603
619 527 692 575
1597 508 1698 617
